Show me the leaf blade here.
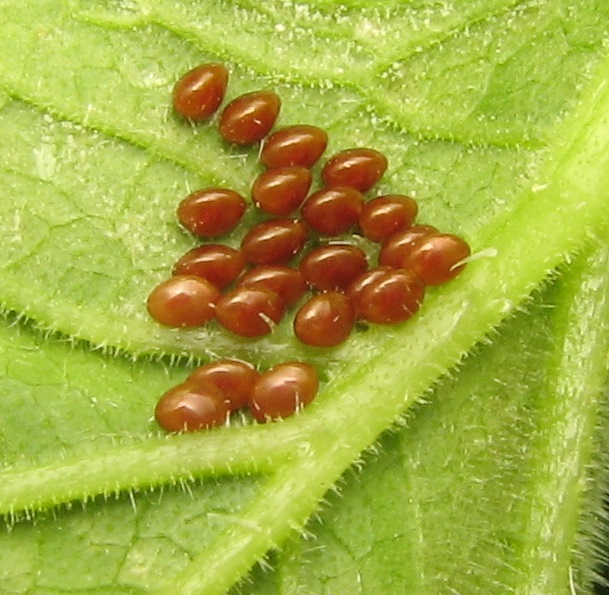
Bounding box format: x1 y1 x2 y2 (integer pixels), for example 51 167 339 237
0 1 609 593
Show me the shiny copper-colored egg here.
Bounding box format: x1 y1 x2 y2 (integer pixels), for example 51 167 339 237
322 148 388 192
299 244 368 292
378 225 438 269
301 186 364 236
177 188 246 238
147 275 220 327
241 219 308 265
294 292 355 347
172 63 229 121
215 286 285 337
252 166 312 216
399 233 471 285
249 362 319 422
219 90 281 145
352 268 425 324
172 244 246 290
155 382 229 432
346 267 393 312
238 265 307 308
359 194 419 242
260 124 328 169
188 359 259 410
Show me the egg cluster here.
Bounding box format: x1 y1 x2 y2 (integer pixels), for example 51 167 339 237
156 359 318 431
149 63 471 432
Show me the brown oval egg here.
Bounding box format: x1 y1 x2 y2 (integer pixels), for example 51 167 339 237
241 219 308 265
172 244 246 290
399 233 471 285
359 194 419 242
299 244 368 292
322 148 388 192
294 292 355 347
378 225 439 269
155 381 229 432
260 125 328 168
249 362 319 422
215 286 285 337
301 186 364 236
238 265 307 308
147 275 220 327
172 63 229 121
219 91 281 145
354 269 425 324
177 188 246 238
188 359 259 410
346 267 393 313
252 166 312 216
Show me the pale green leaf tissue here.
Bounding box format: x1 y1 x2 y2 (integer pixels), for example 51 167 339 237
0 1 608 593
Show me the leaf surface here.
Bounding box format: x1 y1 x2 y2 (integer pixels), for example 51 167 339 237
0 0 608 593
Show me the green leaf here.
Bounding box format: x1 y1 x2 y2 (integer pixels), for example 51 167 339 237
241 244 609 594
0 0 608 593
